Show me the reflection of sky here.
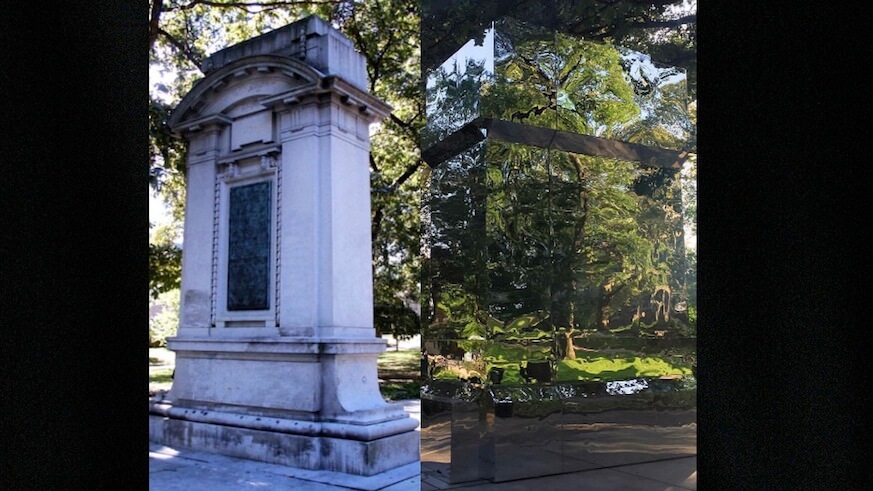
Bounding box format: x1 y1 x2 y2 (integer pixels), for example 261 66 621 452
427 25 494 90
606 378 649 395
621 51 686 87
619 49 688 141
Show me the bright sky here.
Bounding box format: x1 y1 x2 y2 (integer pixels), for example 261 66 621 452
149 63 177 231
149 192 172 227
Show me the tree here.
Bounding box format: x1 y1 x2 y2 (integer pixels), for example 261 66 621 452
149 0 424 340
150 288 181 346
149 223 182 299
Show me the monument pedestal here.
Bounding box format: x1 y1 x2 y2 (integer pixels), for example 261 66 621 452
148 15 418 476
149 337 419 475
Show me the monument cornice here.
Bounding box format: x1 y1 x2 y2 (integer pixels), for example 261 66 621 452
172 113 233 135
168 54 326 133
259 74 393 122
170 53 393 136
216 143 282 166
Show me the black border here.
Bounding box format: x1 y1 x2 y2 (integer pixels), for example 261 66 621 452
698 2 861 487
2 1 145 486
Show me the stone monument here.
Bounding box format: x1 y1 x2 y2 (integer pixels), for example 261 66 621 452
148 16 419 476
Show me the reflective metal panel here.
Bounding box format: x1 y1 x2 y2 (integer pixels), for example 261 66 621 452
483 18 557 130
560 377 696 469
422 4 696 484
488 386 563 482
423 27 494 150
424 17 692 155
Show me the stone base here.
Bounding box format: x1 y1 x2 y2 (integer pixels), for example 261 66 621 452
149 412 419 476
152 336 420 475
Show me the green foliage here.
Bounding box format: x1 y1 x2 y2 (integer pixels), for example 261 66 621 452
149 367 174 384
555 356 691 382
149 222 182 298
379 381 421 401
149 242 182 299
378 349 421 373
149 288 180 347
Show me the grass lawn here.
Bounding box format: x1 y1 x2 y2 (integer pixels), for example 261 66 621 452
149 348 421 401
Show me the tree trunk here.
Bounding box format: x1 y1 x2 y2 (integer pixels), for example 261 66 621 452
564 283 577 360
563 330 576 360
595 283 625 331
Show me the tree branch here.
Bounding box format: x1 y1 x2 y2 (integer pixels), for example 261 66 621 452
157 28 204 71
371 206 384 245
149 0 164 50
389 160 423 191
569 13 696 43
388 113 420 140
369 27 398 92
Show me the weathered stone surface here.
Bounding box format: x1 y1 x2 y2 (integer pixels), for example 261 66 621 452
150 415 419 476
150 15 416 476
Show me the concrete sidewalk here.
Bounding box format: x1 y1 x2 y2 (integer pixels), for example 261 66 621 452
150 445 694 491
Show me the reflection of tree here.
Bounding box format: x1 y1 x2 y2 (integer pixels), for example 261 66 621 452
484 143 688 360
425 138 690 359
485 143 552 325
422 3 696 370
424 15 691 149
424 57 489 146
555 34 640 137
421 0 696 100
422 143 488 341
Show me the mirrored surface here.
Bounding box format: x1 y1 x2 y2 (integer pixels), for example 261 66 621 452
423 28 494 150
483 18 557 129
422 138 696 483
423 16 692 156
421 3 696 484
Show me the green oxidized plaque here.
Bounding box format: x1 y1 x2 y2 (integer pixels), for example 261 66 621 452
227 181 271 311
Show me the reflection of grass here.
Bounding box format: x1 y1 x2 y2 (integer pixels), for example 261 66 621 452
556 356 691 381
